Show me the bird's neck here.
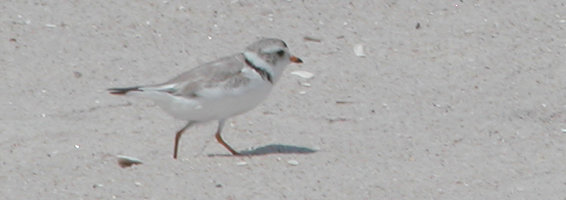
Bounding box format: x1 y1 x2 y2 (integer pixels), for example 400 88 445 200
243 51 283 84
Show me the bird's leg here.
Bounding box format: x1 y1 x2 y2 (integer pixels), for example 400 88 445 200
173 121 196 159
215 119 240 155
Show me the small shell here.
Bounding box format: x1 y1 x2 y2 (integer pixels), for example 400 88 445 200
353 44 366 57
117 155 143 168
290 71 314 79
303 36 322 42
287 160 299 166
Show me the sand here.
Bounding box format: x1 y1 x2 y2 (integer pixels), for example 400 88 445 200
2 0 566 199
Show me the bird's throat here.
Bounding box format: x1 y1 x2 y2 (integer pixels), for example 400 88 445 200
244 57 273 84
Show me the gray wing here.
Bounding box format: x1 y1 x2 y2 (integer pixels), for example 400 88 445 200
137 54 248 97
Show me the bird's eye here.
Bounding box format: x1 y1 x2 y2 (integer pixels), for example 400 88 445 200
276 50 285 57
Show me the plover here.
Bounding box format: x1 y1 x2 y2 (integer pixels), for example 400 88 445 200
108 38 303 159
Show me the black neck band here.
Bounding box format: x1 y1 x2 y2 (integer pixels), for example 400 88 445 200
245 58 273 84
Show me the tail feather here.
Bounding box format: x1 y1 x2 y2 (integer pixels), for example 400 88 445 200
107 87 141 95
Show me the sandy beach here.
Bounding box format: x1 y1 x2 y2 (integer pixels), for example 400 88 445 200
1 1 566 199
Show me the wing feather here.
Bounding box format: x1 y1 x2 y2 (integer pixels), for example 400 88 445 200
137 54 247 98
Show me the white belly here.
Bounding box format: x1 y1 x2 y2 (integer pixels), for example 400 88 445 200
153 79 272 122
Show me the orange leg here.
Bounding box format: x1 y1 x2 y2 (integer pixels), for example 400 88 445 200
215 120 240 155
173 121 195 159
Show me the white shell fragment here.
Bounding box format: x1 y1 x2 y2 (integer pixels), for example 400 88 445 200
303 36 322 42
353 44 366 57
290 71 314 79
117 155 143 168
287 160 299 166
236 161 248 166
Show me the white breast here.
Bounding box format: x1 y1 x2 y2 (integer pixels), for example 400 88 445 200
153 67 273 122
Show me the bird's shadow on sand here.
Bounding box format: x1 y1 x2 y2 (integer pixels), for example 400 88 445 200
207 144 316 157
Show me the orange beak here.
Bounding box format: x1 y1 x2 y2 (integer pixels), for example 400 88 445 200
290 56 303 64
